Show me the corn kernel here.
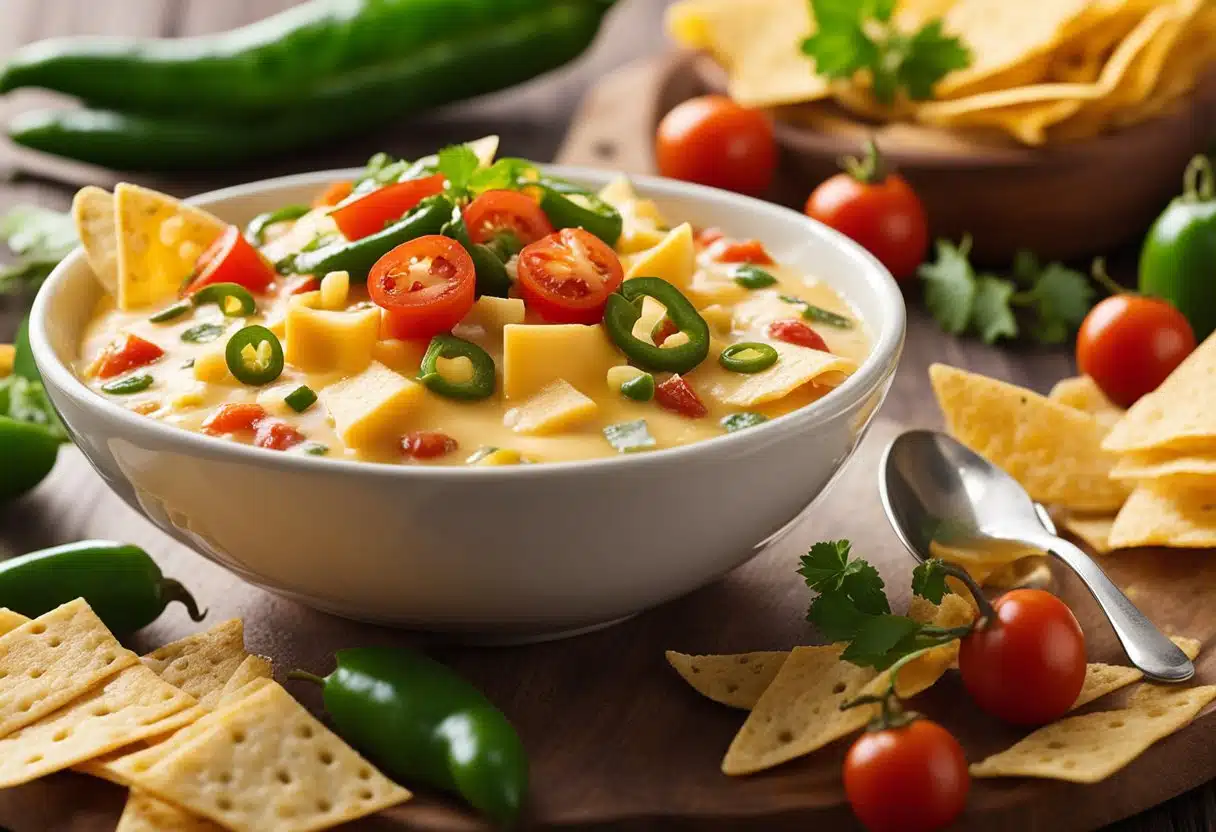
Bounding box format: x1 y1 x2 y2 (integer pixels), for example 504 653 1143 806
473 448 522 466
193 345 233 384
606 365 645 393
319 270 351 310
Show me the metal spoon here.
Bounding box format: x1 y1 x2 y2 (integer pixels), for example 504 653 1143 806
879 429 1193 683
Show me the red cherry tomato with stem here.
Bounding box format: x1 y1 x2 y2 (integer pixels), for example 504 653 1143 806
463 190 554 250
368 236 477 341
804 140 928 282
330 174 445 241
656 95 776 197
186 225 276 294
516 228 624 324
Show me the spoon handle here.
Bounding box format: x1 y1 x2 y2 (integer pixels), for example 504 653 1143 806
1027 532 1194 682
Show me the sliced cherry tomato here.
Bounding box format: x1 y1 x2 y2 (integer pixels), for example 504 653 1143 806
314 180 354 208
715 239 774 265
804 142 928 282
202 403 266 435
368 235 477 340
844 719 969 832
695 227 725 248
331 174 445 241
655 374 708 418
516 228 624 324
656 95 776 196
402 430 459 459
959 589 1087 726
768 320 828 351
1076 294 1196 408
463 190 554 249
186 225 276 294
94 334 164 379
254 419 305 451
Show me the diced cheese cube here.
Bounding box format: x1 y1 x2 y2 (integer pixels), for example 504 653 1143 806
505 380 598 436
0 344 14 378
319 270 350 310
700 304 733 334
502 323 625 400
455 296 526 337
371 338 428 376
320 361 426 451
285 293 380 374
473 448 522 466
625 223 696 289
193 344 234 384
607 365 646 393
708 340 858 407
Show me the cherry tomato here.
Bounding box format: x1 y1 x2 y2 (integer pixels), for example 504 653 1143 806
655 374 708 418
768 320 828 351
403 430 459 459
516 228 624 324
844 719 969 832
368 235 477 340
94 334 163 379
804 147 928 282
1076 294 1196 408
186 225 276 294
202 403 266 435
314 180 354 207
714 239 774 265
331 174 445 241
656 95 776 196
254 420 304 451
463 190 554 249
958 589 1086 726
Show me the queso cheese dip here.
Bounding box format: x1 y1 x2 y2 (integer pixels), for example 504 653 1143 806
73 142 869 467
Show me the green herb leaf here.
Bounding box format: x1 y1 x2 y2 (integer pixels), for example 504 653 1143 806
437 145 482 198
840 614 922 668
910 559 950 604
897 20 973 100
721 411 768 432
181 323 226 344
603 419 657 453
1011 248 1040 286
797 539 853 588
970 275 1018 344
0 205 77 293
919 237 976 334
733 265 779 289
807 592 874 642
1026 262 1094 344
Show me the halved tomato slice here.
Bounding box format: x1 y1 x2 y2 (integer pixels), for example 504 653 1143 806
185 225 276 294
516 228 624 324
368 235 477 340
331 174 446 241
463 190 554 251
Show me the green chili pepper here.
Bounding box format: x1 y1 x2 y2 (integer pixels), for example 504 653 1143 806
291 647 527 825
225 326 284 386
0 540 204 635
440 210 513 298
297 441 330 456
418 335 496 400
721 412 768 432
733 265 778 289
191 282 256 317
603 419 655 453
602 278 710 374
149 300 192 323
1140 155 1216 339
284 385 317 413
181 322 226 344
293 194 453 280
539 188 622 246
719 342 778 374
779 295 853 328
101 373 153 395
0 416 59 502
245 204 310 246
620 372 655 402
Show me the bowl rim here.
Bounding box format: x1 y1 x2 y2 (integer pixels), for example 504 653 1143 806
30 164 905 481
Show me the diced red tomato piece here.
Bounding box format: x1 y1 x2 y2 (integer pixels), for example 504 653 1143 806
331 174 446 241
402 430 459 459
95 334 164 379
716 239 773 265
652 317 679 346
768 320 828 351
202 403 266 435
254 419 305 451
285 275 319 295
655 374 708 419
695 227 725 248
186 225 276 294
315 180 354 208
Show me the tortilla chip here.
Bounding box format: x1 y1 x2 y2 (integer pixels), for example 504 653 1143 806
972 684 1216 782
930 363 1130 511
1073 636 1201 709
862 594 977 698
129 682 410 832
114 183 226 310
666 651 789 710
1108 484 1216 549
1049 376 1123 427
1110 449 1216 486
1059 513 1118 554
142 620 246 709
72 186 119 295
117 790 224 832
0 608 30 637
218 655 273 704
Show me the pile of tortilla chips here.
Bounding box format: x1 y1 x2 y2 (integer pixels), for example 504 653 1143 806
667 0 1216 145
0 600 409 831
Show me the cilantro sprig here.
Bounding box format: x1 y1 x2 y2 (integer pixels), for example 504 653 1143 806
800 0 972 105
919 237 1102 345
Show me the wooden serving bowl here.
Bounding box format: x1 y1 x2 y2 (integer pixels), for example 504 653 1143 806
679 53 1216 264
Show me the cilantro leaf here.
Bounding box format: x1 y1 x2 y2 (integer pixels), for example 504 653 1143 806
1030 262 1094 334
898 20 972 100
0 206 77 294
911 559 950 604
840 615 922 668
808 592 873 642
797 539 852 588
970 275 1018 344
1011 248 1040 286
839 560 891 615
468 157 539 195
436 145 481 197
919 237 976 334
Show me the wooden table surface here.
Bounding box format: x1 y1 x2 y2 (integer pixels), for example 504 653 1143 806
0 1 1210 830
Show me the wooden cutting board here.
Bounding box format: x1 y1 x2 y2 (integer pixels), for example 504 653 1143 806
3 56 1215 832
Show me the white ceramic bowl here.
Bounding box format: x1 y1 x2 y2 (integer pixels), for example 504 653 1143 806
31 166 904 640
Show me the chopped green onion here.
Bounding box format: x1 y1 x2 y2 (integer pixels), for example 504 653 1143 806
603 419 656 453
225 325 284 386
101 374 153 395
620 372 656 402
721 412 768 432
466 446 498 464
149 300 191 323
779 295 853 328
297 441 329 456
733 265 778 289
284 385 317 413
181 323 226 344
719 342 779 374
191 282 257 317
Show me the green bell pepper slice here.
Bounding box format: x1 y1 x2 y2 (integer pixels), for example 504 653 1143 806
191 282 257 317
603 277 710 374
539 187 622 246
245 204 310 246
225 325 284 386
418 335 496 401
